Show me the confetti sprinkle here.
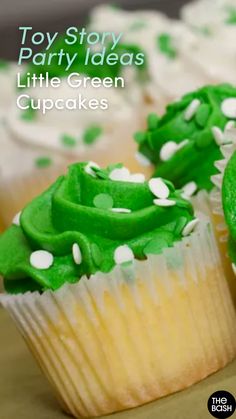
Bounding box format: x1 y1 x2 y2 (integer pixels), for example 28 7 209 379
109 167 130 182
135 151 151 167
149 178 170 199
12 211 21 226
114 245 134 265
182 181 198 198
60 134 77 148
153 198 176 207
221 98 236 119
72 243 82 265
182 219 199 236
30 250 53 270
83 125 103 145
111 208 131 213
85 161 100 177
212 126 225 146
184 99 201 121
35 157 52 169
93 193 114 210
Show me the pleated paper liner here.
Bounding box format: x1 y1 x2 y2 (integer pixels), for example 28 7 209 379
210 132 236 304
1 218 236 418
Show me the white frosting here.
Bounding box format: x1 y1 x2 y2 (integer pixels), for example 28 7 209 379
181 0 236 28
89 5 211 103
0 62 18 109
0 114 64 180
180 26 236 85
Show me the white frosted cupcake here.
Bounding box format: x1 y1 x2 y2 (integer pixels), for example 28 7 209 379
180 0 236 85
0 60 18 111
89 5 215 113
0 161 235 418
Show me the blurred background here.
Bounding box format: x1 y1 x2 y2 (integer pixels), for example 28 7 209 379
0 0 191 60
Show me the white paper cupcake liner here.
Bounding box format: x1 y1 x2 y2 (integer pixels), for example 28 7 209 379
1 219 236 418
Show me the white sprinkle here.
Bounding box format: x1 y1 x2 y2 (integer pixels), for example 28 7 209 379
153 198 176 207
182 219 199 236
72 243 82 265
149 178 170 199
114 245 134 265
184 99 201 121
85 161 100 177
12 211 21 226
30 250 53 270
182 181 197 198
212 126 224 146
109 167 130 182
160 141 178 161
232 263 236 276
129 173 146 183
221 98 236 119
111 208 131 213
225 120 235 131
178 139 190 149
135 151 151 167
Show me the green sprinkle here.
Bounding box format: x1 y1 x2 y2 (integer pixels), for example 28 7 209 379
93 193 114 210
83 125 103 145
196 131 213 149
157 33 177 59
35 157 52 169
20 101 37 122
147 113 159 131
134 131 147 145
91 243 103 266
129 20 147 31
60 134 77 148
195 104 211 127
199 26 211 36
0 59 9 70
225 7 236 25
144 238 169 255
92 167 109 180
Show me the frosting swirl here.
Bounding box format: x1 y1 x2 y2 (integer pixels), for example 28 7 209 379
0 162 195 294
222 150 236 267
135 84 236 191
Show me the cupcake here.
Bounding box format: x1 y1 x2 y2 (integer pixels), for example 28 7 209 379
0 115 67 227
89 5 211 113
0 60 18 111
180 0 236 85
0 161 235 418
211 128 236 303
1 28 146 226
9 28 145 165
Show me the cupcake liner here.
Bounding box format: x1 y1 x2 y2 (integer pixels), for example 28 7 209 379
1 219 236 418
210 136 236 303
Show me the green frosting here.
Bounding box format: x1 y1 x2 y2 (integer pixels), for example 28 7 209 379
222 151 236 266
157 33 177 59
135 84 236 192
0 162 195 294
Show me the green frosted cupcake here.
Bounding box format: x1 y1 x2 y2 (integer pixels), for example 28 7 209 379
135 84 236 193
1 161 236 418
